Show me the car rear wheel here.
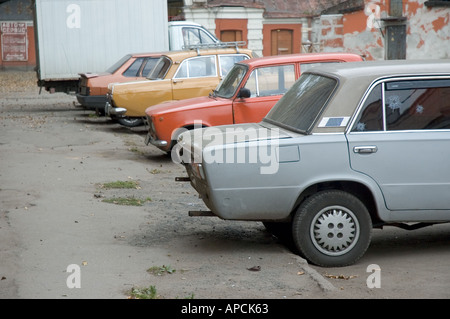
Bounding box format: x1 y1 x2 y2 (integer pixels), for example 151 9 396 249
292 190 372 267
118 117 144 127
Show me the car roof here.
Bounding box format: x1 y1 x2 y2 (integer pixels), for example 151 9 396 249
168 21 202 27
239 52 363 68
129 52 168 58
311 59 450 82
162 48 254 63
310 59 450 133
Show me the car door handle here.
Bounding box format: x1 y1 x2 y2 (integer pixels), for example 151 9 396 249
353 146 378 154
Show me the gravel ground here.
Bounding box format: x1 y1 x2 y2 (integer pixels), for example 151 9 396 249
2 71 449 302
0 71 335 300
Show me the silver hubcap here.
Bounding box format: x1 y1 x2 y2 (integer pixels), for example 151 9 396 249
310 206 359 256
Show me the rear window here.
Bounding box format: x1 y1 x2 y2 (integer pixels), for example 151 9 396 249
122 58 145 77
142 58 159 77
264 73 337 134
106 54 131 74
148 56 172 80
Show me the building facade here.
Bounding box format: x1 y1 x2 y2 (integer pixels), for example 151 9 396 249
1 0 448 70
183 0 449 60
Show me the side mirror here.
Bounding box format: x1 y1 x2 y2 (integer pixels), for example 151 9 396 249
237 88 251 99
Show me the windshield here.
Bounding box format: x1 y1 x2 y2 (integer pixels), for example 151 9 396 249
264 73 337 134
106 54 131 74
215 64 248 98
148 56 171 80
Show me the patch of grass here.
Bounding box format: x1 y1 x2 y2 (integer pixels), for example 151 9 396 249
147 265 176 276
100 180 140 189
129 285 158 299
102 196 151 206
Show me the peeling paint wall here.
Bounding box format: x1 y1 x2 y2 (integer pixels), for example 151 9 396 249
184 1 448 60
318 0 450 60
406 1 450 59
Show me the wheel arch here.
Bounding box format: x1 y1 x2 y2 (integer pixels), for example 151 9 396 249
291 180 384 227
173 123 210 139
169 123 210 149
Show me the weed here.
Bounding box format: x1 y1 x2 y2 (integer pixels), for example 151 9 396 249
99 180 140 189
183 293 195 299
147 265 176 276
129 285 158 299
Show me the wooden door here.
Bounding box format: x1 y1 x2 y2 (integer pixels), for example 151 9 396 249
271 29 293 55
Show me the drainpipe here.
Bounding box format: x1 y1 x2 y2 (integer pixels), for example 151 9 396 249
381 0 407 59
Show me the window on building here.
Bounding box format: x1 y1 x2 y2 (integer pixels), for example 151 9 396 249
220 30 243 43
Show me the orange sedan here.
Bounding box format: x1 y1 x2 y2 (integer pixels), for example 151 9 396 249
76 52 163 112
145 52 364 152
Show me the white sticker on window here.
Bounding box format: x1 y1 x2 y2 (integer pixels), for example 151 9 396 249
416 104 424 114
386 95 401 110
318 117 350 128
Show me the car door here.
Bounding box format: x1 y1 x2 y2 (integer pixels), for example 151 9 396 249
346 78 450 211
172 55 219 100
233 64 297 124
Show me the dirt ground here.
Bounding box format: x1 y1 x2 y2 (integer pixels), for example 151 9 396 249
1 71 449 301
0 71 333 300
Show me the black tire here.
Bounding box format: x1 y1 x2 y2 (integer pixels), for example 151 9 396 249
292 190 372 267
117 117 144 127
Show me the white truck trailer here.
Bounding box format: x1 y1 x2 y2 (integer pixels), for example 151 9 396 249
33 0 219 93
